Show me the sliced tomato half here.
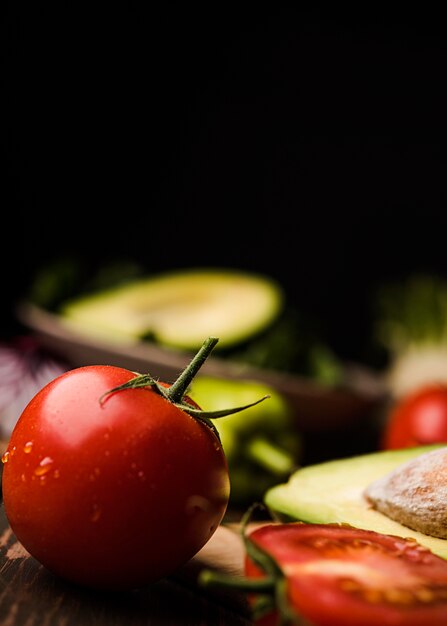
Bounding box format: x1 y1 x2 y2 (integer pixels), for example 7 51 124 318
245 523 447 626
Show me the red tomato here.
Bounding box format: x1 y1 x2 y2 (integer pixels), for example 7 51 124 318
244 523 447 626
1 364 230 590
382 383 447 449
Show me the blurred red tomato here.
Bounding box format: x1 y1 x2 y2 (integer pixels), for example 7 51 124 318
382 384 447 449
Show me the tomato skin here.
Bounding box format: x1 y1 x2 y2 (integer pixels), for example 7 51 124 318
244 523 447 626
382 383 447 449
1 365 230 590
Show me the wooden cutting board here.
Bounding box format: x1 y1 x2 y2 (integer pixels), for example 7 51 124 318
0 504 255 626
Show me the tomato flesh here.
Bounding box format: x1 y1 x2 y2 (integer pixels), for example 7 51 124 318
245 523 447 626
383 384 447 449
1 365 230 590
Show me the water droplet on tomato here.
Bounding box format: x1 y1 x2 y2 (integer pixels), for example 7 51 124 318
1 451 10 464
23 441 33 454
34 456 54 476
89 468 101 481
90 503 102 522
185 495 211 515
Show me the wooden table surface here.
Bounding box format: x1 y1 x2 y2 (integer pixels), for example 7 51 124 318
0 501 254 626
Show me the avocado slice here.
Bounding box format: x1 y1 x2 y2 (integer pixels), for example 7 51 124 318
59 268 283 351
264 444 447 558
189 376 300 505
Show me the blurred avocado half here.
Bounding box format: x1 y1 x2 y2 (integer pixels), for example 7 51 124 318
58 268 284 351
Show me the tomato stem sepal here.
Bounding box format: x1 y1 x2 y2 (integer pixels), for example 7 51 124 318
98 337 270 442
198 504 303 626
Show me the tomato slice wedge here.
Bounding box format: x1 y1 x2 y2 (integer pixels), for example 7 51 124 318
245 523 447 626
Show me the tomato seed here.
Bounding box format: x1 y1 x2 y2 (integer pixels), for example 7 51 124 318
340 579 361 592
384 589 414 604
362 589 384 604
415 587 435 603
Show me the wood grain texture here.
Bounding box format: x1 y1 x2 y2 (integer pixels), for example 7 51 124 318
0 506 253 626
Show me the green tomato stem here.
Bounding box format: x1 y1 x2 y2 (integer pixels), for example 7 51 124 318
99 337 269 444
166 337 219 403
198 568 275 592
99 337 220 406
199 504 302 625
246 437 296 476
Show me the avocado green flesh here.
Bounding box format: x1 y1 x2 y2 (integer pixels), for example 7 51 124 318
264 444 447 559
189 376 300 504
189 376 292 438
59 269 283 350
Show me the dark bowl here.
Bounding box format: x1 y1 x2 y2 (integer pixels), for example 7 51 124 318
16 302 387 434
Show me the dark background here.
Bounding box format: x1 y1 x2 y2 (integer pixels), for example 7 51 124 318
3 5 447 362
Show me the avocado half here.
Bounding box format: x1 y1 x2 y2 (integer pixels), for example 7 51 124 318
59 268 283 351
264 444 447 559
